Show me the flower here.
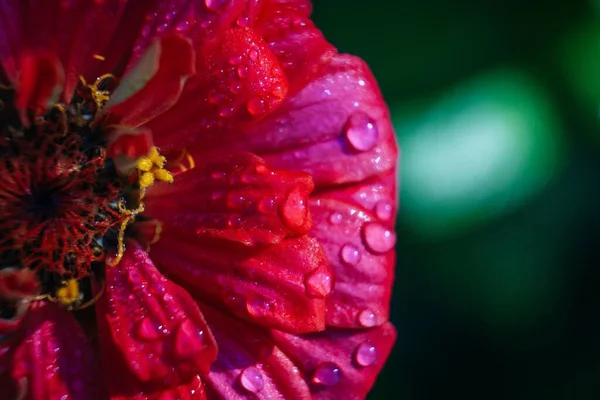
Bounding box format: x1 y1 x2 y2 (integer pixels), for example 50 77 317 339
0 1 398 399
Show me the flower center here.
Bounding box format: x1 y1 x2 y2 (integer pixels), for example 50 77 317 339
0 75 143 309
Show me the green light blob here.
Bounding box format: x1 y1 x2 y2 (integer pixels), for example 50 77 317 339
394 69 564 239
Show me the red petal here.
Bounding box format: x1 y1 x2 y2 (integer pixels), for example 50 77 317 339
0 1 134 102
96 242 217 395
271 323 396 400
199 304 312 400
10 301 101 399
100 34 195 128
0 268 40 300
144 25 288 140
309 180 396 328
151 234 330 334
110 375 207 400
145 153 313 246
14 51 64 124
255 0 336 93
156 54 397 188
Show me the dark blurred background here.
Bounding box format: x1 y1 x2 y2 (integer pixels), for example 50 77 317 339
313 1 600 399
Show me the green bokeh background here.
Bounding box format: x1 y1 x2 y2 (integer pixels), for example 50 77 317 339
313 1 600 398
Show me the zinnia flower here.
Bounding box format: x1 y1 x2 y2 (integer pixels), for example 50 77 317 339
0 1 398 399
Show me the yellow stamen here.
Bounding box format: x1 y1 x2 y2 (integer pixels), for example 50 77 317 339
93 54 106 61
154 168 173 183
139 171 155 188
107 216 133 267
136 157 154 172
56 279 81 306
136 146 174 189
170 148 195 173
110 147 174 266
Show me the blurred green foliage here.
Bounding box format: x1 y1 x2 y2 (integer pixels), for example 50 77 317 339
314 1 600 399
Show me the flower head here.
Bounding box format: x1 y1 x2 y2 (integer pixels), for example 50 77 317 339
0 1 398 399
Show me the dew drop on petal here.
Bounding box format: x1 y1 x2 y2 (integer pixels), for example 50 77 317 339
204 0 227 12
279 188 308 230
344 112 379 152
362 222 396 253
219 106 235 117
329 212 343 225
228 55 243 65
246 97 266 116
246 296 273 318
357 308 377 328
257 196 276 214
354 342 378 367
174 320 205 358
237 65 249 78
229 83 242 94
248 48 259 62
237 15 250 27
305 270 332 298
340 244 361 266
133 317 165 341
374 200 394 221
312 362 341 386
239 366 265 393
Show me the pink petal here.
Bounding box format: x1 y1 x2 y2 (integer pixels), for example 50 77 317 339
271 323 397 400
100 34 195 128
145 152 313 246
150 233 331 334
96 242 217 395
10 301 101 400
155 54 397 188
199 304 312 400
310 173 397 328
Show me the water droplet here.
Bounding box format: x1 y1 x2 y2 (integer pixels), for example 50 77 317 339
362 223 396 253
228 55 243 65
374 201 393 221
219 106 235 117
237 15 250 27
248 48 259 62
134 317 165 340
312 362 341 386
227 193 246 210
211 171 226 179
230 83 242 94
257 196 276 214
204 0 227 11
357 308 377 327
279 188 308 230
344 112 379 152
208 90 225 105
329 212 343 225
246 97 266 116
246 296 274 318
354 342 377 367
305 270 332 298
150 280 166 296
340 244 361 266
174 320 205 358
237 65 249 78
227 215 242 228
239 366 265 393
